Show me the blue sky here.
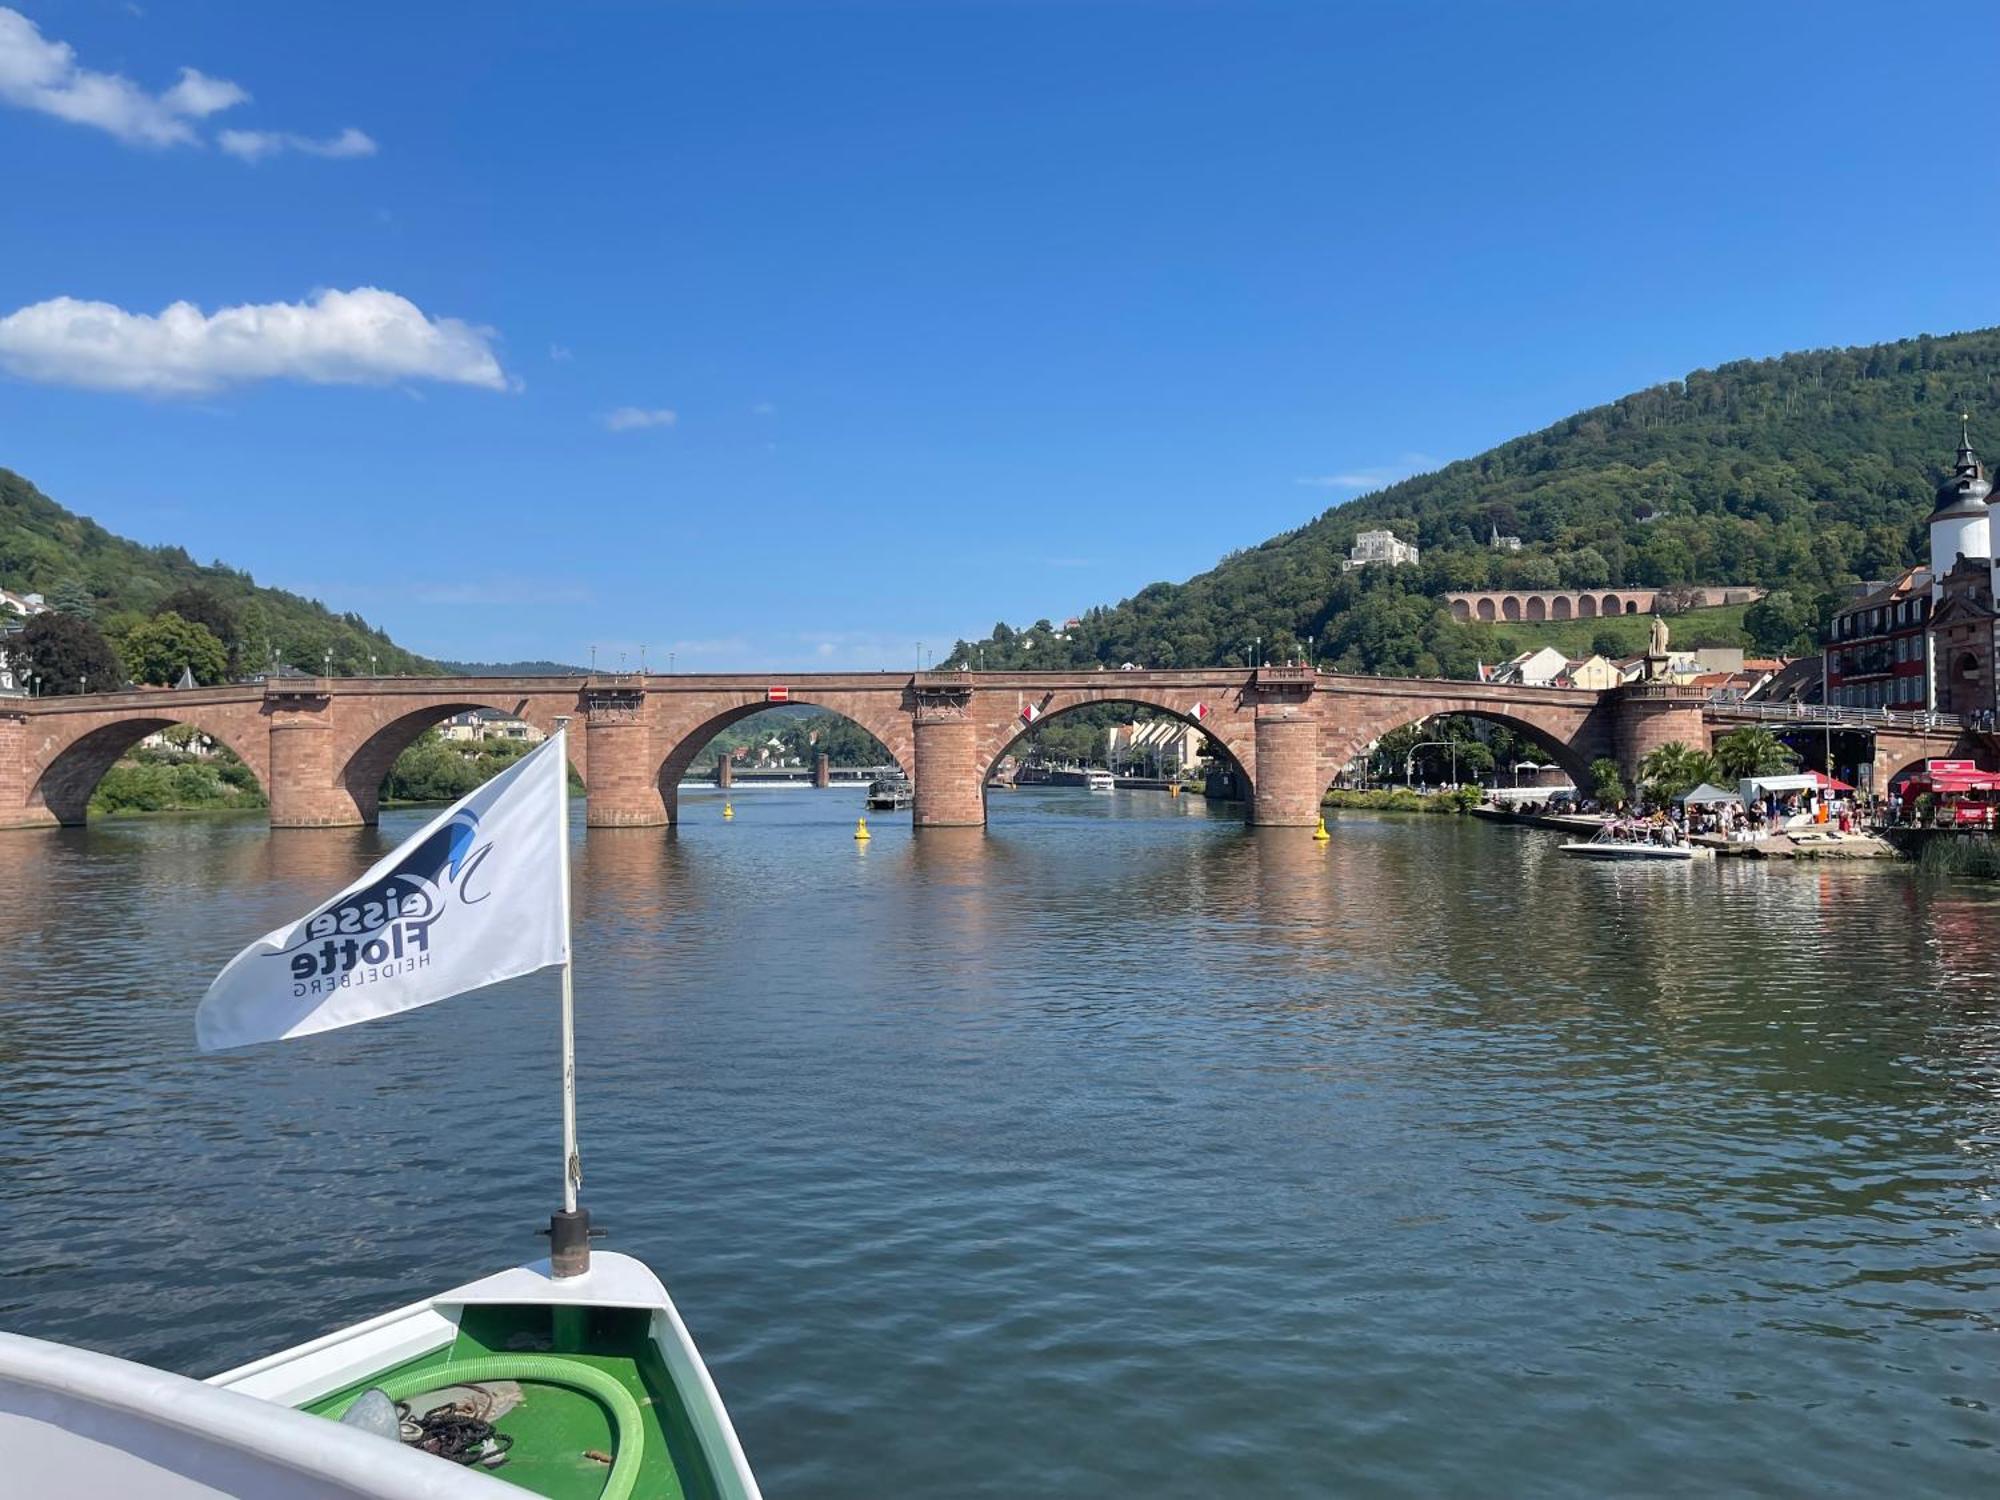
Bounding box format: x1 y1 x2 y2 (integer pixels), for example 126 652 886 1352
2 1 1995 670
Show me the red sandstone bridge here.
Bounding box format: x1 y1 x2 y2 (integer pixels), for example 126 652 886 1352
0 669 1979 831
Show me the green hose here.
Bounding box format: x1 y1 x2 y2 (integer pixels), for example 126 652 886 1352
327 1355 645 1500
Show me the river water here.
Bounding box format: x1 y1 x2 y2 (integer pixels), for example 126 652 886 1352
3 788 1997 1495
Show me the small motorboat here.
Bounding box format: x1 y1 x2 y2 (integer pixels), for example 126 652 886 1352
1559 825 1700 860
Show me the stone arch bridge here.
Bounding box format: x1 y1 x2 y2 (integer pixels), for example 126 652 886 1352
0 669 1977 832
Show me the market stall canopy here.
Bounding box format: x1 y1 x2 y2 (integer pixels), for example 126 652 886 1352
1811 769 1855 792
1739 773 1820 801
1898 769 2000 795
1676 783 1739 806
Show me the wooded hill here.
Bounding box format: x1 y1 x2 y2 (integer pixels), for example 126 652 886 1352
0 467 432 676
950 326 2000 677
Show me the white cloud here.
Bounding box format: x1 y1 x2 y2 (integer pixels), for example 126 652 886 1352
602 406 677 431
162 67 246 118
217 126 375 163
0 287 509 396
0 6 231 145
548 343 574 363
0 7 370 159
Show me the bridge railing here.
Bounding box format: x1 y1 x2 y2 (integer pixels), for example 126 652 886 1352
1712 697 1968 734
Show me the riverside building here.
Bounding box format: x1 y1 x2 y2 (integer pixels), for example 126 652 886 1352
1825 421 1999 717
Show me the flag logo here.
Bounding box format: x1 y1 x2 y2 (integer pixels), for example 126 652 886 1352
1021 701 1043 724
196 734 570 1052
1189 701 1209 721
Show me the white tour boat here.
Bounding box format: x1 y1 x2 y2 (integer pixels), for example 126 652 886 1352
1084 770 1116 793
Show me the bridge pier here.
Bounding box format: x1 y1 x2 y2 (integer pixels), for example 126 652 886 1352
268 695 364 828
1251 708 1320 826
1613 683 1708 791
912 696 984 828
0 711 56 827
815 752 831 789
584 688 667 828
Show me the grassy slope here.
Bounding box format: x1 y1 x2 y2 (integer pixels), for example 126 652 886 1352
1478 604 1751 661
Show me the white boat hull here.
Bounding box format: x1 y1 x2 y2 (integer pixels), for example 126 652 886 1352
1 1252 760 1499
1559 842 1698 860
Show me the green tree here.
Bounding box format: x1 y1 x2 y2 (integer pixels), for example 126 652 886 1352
157 587 242 666
1742 590 1818 657
49 579 95 619
120 612 230 686
11 611 122 694
1712 726 1800 781
1638 741 1716 805
1590 757 1626 806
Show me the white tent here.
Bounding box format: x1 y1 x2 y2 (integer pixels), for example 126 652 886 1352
1739 773 1818 803
1676 782 1738 806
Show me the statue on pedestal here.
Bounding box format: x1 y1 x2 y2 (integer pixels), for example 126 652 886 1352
1643 615 1671 681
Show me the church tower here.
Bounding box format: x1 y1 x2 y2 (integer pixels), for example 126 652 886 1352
1928 416 1992 581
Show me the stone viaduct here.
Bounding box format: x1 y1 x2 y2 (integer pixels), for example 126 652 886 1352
0 669 1977 832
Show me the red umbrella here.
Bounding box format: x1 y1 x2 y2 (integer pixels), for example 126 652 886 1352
1811 770 1855 792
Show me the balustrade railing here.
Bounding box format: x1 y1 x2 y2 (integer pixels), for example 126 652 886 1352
1708 697 1968 733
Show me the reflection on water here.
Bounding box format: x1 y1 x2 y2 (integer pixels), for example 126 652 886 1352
2 788 1999 1496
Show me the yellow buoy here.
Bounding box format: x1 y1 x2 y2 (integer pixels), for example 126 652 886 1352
854 816 871 841
722 801 734 820
1313 815 1330 841
1168 783 1181 797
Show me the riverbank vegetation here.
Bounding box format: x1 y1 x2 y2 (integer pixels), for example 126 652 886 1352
1323 787 1483 814
88 732 266 816
1915 836 2000 879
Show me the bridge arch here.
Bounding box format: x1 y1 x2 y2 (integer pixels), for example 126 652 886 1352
1526 596 1547 622
29 709 269 826
651 692 914 819
1327 704 1603 792
1578 595 1598 618
1476 598 1497 622
977 692 1255 806
334 700 584 826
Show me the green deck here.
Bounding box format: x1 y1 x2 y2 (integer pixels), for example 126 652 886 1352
303 1305 724 1500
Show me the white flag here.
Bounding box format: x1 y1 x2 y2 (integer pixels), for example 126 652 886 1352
196 732 571 1052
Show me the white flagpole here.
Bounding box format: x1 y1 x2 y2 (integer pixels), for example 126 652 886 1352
558 721 578 1213
549 719 589 1276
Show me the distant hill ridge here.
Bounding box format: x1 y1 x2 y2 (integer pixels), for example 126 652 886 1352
951 325 2000 678
0 467 433 675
